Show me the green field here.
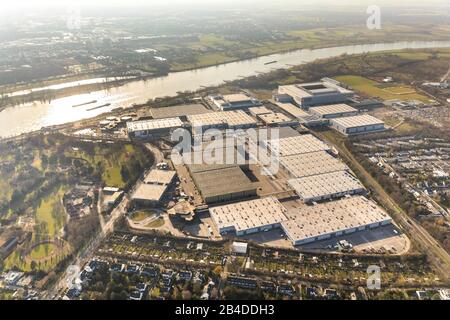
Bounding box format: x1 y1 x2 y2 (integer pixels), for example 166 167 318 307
130 210 157 222
29 243 57 260
334 75 431 102
34 187 67 238
145 217 165 228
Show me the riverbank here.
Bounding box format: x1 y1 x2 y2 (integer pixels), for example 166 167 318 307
1 41 450 139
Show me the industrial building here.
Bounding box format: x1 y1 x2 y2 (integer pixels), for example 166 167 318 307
278 151 348 178
276 79 354 108
127 117 184 138
308 103 358 119
248 106 272 117
288 171 366 203
187 110 257 131
209 197 288 236
143 169 177 186
264 134 331 157
330 114 385 135
131 184 168 207
187 163 257 204
257 112 298 127
150 104 209 119
281 196 392 245
209 93 261 111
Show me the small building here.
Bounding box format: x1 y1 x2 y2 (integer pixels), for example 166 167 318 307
131 184 168 206
209 93 261 111
144 169 177 186
231 242 248 255
308 103 358 119
249 106 272 117
330 115 385 136
257 112 298 127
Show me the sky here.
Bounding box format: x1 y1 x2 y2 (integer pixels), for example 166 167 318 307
1 0 448 18
1 0 448 8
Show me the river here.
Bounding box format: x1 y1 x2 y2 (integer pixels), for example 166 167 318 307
1 40 449 138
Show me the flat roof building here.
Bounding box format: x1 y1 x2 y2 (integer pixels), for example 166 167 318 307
257 112 298 127
209 93 261 111
209 197 288 236
150 104 209 119
330 114 385 136
143 169 177 186
281 196 392 245
288 171 366 203
127 117 184 138
187 164 257 204
264 134 331 157
308 103 358 119
131 184 168 206
277 79 353 108
249 106 272 117
278 151 348 178
187 110 257 131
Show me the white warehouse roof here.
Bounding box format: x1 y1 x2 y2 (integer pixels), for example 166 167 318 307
281 196 392 245
265 134 331 157
127 117 183 133
288 171 365 202
331 114 384 128
309 103 357 117
279 151 348 178
209 197 288 234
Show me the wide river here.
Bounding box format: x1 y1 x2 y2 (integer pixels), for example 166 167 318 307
1 40 450 138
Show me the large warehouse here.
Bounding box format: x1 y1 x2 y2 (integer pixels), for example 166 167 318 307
127 117 184 138
209 93 261 111
150 104 209 119
277 79 354 108
330 114 385 135
209 197 288 236
187 163 257 204
308 103 358 119
264 134 331 157
187 110 257 131
288 171 366 203
281 196 393 245
278 151 348 178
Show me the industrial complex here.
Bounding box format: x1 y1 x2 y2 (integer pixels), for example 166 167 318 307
123 86 392 249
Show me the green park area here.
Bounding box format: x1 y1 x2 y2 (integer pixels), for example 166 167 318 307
0 134 152 273
334 75 431 103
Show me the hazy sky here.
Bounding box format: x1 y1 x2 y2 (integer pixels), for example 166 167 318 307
2 0 449 8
